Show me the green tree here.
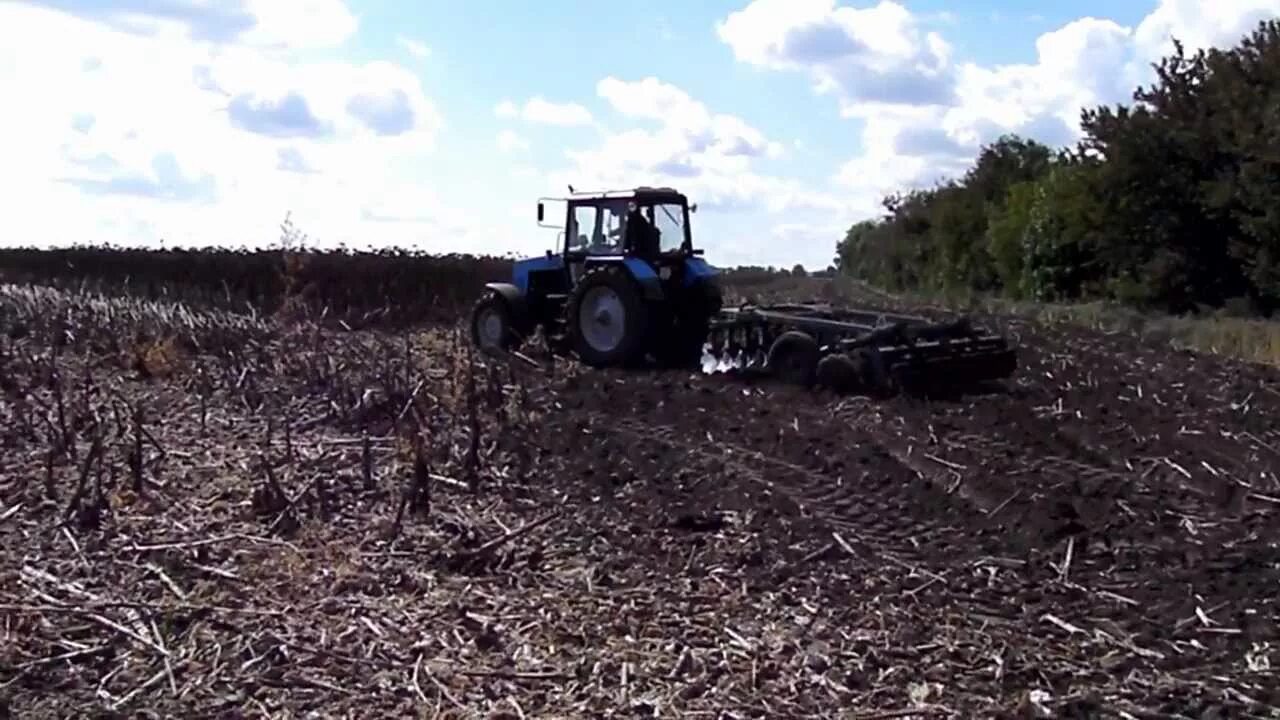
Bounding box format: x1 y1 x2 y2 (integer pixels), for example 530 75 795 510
965 135 1054 203
1021 160 1107 302
926 181 991 291
1072 22 1280 312
985 179 1039 298
1193 21 1280 307
835 189 938 291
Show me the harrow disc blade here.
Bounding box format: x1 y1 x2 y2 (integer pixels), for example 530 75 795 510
701 337 769 375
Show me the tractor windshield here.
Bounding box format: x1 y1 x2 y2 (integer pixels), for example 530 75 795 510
648 202 687 254
567 201 628 255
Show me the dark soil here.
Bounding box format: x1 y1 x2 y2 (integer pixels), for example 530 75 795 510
1 281 1278 718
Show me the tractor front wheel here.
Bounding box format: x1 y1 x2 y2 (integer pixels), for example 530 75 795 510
568 265 649 367
471 292 519 352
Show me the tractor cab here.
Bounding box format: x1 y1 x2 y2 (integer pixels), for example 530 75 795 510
541 186 702 284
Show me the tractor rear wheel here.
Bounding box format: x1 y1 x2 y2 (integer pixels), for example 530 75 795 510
471 292 519 352
568 265 649 367
767 331 820 387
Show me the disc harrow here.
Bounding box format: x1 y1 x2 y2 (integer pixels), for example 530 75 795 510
700 302 1018 395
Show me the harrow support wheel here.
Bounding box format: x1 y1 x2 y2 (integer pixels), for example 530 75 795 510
567 265 649 368
767 331 819 387
816 353 863 394
470 292 519 352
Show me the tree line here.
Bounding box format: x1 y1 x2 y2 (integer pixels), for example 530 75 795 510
834 20 1280 317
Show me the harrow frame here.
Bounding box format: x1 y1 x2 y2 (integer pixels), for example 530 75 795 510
703 302 1018 394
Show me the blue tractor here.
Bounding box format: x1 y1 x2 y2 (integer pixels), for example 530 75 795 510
470 186 723 369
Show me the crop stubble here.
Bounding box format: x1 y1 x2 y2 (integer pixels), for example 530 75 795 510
0 279 1278 719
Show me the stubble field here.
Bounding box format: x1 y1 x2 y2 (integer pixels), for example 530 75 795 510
1 255 1278 719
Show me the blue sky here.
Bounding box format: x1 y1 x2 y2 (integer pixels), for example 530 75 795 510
1 1 1276 270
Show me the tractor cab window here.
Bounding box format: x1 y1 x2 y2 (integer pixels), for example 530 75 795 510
650 203 687 254
603 204 627 247
567 202 625 255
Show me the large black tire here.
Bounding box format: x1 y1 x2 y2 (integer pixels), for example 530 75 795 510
767 331 820 387
567 265 649 368
470 292 520 352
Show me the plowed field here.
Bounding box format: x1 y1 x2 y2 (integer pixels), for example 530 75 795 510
1 281 1278 719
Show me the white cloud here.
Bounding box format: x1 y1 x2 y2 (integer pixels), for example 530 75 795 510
934 17 1134 152
1133 0 1280 62
717 0 956 111
521 97 594 126
238 0 358 48
496 129 529 153
494 100 518 118
0 2 455 252
493 96 594 126
834 106 973 214
596 76 780 158
20 0 360 48
396 35 430 58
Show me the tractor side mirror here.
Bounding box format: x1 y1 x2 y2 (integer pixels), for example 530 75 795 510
690 203 698 213
537 202 544 222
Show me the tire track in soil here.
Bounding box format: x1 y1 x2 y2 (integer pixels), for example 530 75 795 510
607 415 937 566
535 392 1087 715
1011 325 1280 507
822 385 1280 666
542 368 1280 712
703 372 1272 641
565 384 1015 599
821 403 1280 692
555 372 1017 573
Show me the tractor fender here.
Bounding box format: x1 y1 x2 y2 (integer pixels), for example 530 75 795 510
482 282 531 331
621 258 665 301
682 257 719 287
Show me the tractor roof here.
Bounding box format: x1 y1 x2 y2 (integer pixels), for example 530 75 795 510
565 186 688 204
